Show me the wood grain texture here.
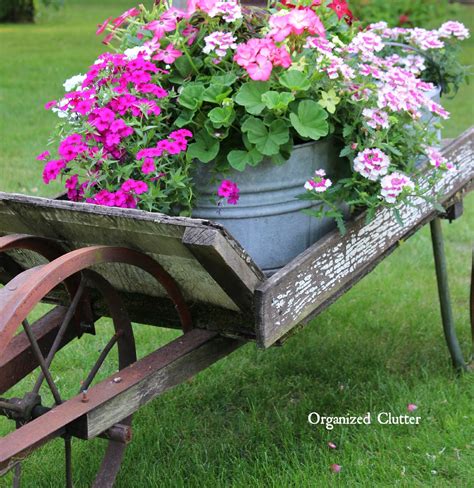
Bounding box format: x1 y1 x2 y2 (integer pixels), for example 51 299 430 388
183 227 264 313
78 329 243 439
0 193 263 321
0 329 243 472
256 128 474 348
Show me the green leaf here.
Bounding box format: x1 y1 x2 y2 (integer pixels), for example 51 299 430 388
178 84 204 110
242 117 290 156
174 56 202 78
203 84 233 104
212 73 238 86
342 125 353 138
339 146 352 158
289 100 329 140
175 109 195 128
261 91 295 111
235 82 270 115
393 207 404 227
208 106 236 128
204 119 229 139
279 70 311 91
335 216 347 235
187 130 220 163
228 149 263 171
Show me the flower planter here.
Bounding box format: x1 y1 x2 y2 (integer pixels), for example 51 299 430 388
192 138 344 271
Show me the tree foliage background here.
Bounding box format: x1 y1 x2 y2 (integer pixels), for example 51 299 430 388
0 0 65 23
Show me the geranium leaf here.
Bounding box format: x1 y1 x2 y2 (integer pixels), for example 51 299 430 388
279 70 311 91
228 149 263 171
235 81 270 115
242 117 289 156
187 130 219 163
203 84 233 104
289 100 329 140
261 91 295 111
175 109 195 128
178 84 205 110
208 106 236 128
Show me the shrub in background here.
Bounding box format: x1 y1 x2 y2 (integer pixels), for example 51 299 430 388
0 0 64 23
349 0 459 27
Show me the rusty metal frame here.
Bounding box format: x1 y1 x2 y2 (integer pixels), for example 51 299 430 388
0 241 194 487
0 266 138 487
0 245 192 359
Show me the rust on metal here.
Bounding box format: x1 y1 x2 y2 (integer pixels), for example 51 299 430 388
0 255 139 486
0 329 224 474
0 307 72 394
0 246 191 360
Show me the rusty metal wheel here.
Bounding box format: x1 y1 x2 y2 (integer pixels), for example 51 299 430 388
0 238 192 487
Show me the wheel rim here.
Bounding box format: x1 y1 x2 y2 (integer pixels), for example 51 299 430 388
0 270 136 487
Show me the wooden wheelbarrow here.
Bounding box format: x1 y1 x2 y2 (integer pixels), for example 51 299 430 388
0 128 472 486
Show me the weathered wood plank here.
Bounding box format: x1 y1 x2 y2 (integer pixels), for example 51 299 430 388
256 127 474 348
82 330 243 439
0 329 243 472
0 193 264 320
183 227 264 312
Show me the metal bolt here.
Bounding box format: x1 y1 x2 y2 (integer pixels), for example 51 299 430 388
81 390 89 403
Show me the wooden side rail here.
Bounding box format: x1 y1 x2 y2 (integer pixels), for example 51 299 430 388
0 329 244 474
256 128 474 348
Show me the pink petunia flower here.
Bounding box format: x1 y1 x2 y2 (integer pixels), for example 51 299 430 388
36 151 50 161
407 403 418 412
218 180 240 205
153 44 183 64
331 464 342 473
121 179 149 195
42 160 66 184
141 158 156 174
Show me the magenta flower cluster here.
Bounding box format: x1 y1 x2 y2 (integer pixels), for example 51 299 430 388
40 44 191 209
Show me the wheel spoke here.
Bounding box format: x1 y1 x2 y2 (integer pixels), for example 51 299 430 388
79 331 122 394
21 320 62 405
33 280 86 395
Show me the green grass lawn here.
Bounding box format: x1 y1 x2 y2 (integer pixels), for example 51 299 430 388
0 1 473 487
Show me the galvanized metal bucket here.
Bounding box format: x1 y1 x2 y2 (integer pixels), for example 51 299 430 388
192 138 344 272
